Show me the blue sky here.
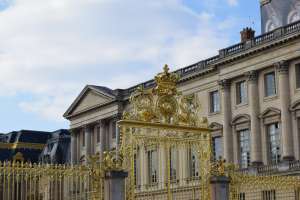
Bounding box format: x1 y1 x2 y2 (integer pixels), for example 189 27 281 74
0 0 260 133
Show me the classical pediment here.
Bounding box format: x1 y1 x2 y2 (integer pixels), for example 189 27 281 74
209 122 223 130
259 107 281 119
290 100 300 111
232 114 250 125
64 85 116 118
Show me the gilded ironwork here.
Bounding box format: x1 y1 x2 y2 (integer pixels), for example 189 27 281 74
119 65 212 200
0 160 104 200
123 64 208 128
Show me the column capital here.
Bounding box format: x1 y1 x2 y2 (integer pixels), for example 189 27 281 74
245 70 258 82
275 60 289 74
218 79 231 90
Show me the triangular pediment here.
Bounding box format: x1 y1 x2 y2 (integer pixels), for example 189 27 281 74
64 85 115 117
232 114 250 125
209 122 223 130
260 107 281 118
73 91 112 113
291 100 300 111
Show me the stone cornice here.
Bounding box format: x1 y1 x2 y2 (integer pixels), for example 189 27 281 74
260 0 271 6
218 79 231 90
275 60 290 74
245 70 258 82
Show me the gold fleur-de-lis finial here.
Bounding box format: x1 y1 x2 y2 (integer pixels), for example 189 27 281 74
163 64 169 74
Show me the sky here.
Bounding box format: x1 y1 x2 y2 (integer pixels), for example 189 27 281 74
0 0 260 133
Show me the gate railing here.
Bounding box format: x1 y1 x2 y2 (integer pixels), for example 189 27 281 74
0 160 104 200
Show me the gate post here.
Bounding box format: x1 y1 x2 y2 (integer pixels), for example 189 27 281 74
104 170 128 200
210 176 230 200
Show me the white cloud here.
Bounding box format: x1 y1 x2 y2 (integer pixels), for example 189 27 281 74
0 0 232 122
227 0 238 6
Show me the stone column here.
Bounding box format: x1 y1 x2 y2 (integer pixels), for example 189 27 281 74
276 60 294 161
104 171 128 200
85 126 91 157
246 70 263 165
77 129 81 163
71 129 77 164
219 79 234 163
99 120 106 160
292 114 300 160
178 147 188 186
140 146 147 190
210 176 230 200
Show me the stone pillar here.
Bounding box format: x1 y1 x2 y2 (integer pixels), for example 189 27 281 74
246 70 263 165
99 120 106 160
77 130 81 163
210 176 230 200
219 79 234 163
140 146 147 190
104 171 128 200
292 114 300 160
276 60 294 161
159 144 167 187
85 126 91 157
71 130 77 164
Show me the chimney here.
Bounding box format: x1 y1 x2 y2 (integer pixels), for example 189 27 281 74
240 27 255 43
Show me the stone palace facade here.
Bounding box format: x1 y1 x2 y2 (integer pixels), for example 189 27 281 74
64 0 300 181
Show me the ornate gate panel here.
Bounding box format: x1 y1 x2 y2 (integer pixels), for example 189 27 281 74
118 65 212 200
227 167 300 200
0 159 104 200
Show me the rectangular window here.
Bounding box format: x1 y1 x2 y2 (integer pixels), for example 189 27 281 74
262 190 276 200
296 64 300 89
112 121 116 139
189 147 200 178
96 126 100 143
210 91 220 113
236 81 247 104
134 153 140 186
238 129 251 168
268 123 281 164
147 149 158 184
169 148 177 181
213 137 223 161
239 193 246 200
82 130 85 147
264 72 276 97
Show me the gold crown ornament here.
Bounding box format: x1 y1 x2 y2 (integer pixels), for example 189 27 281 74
154 64 179 96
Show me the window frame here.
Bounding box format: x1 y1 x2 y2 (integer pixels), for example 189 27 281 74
296 64 300 89
212 136 223 161
267 123 281 164
264 71 277 97
238 129 251 169
236 80 247 105
209 90 220 113
147 149 158 185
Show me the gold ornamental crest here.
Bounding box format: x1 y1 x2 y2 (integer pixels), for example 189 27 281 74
123 65 208 127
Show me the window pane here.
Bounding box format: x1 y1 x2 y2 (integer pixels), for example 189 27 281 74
268 123 281 164
170 148 177 180
296 64 300 89
265 72 276 97
96 126 100 143
148 150 158 184
213 137 223 160
236 81 247 104
210 91 220 113
189 147 200 177
112 121 116 139
239 129 250 168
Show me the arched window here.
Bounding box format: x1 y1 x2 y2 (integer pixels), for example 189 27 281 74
287 10 300 24
265 20 275 32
